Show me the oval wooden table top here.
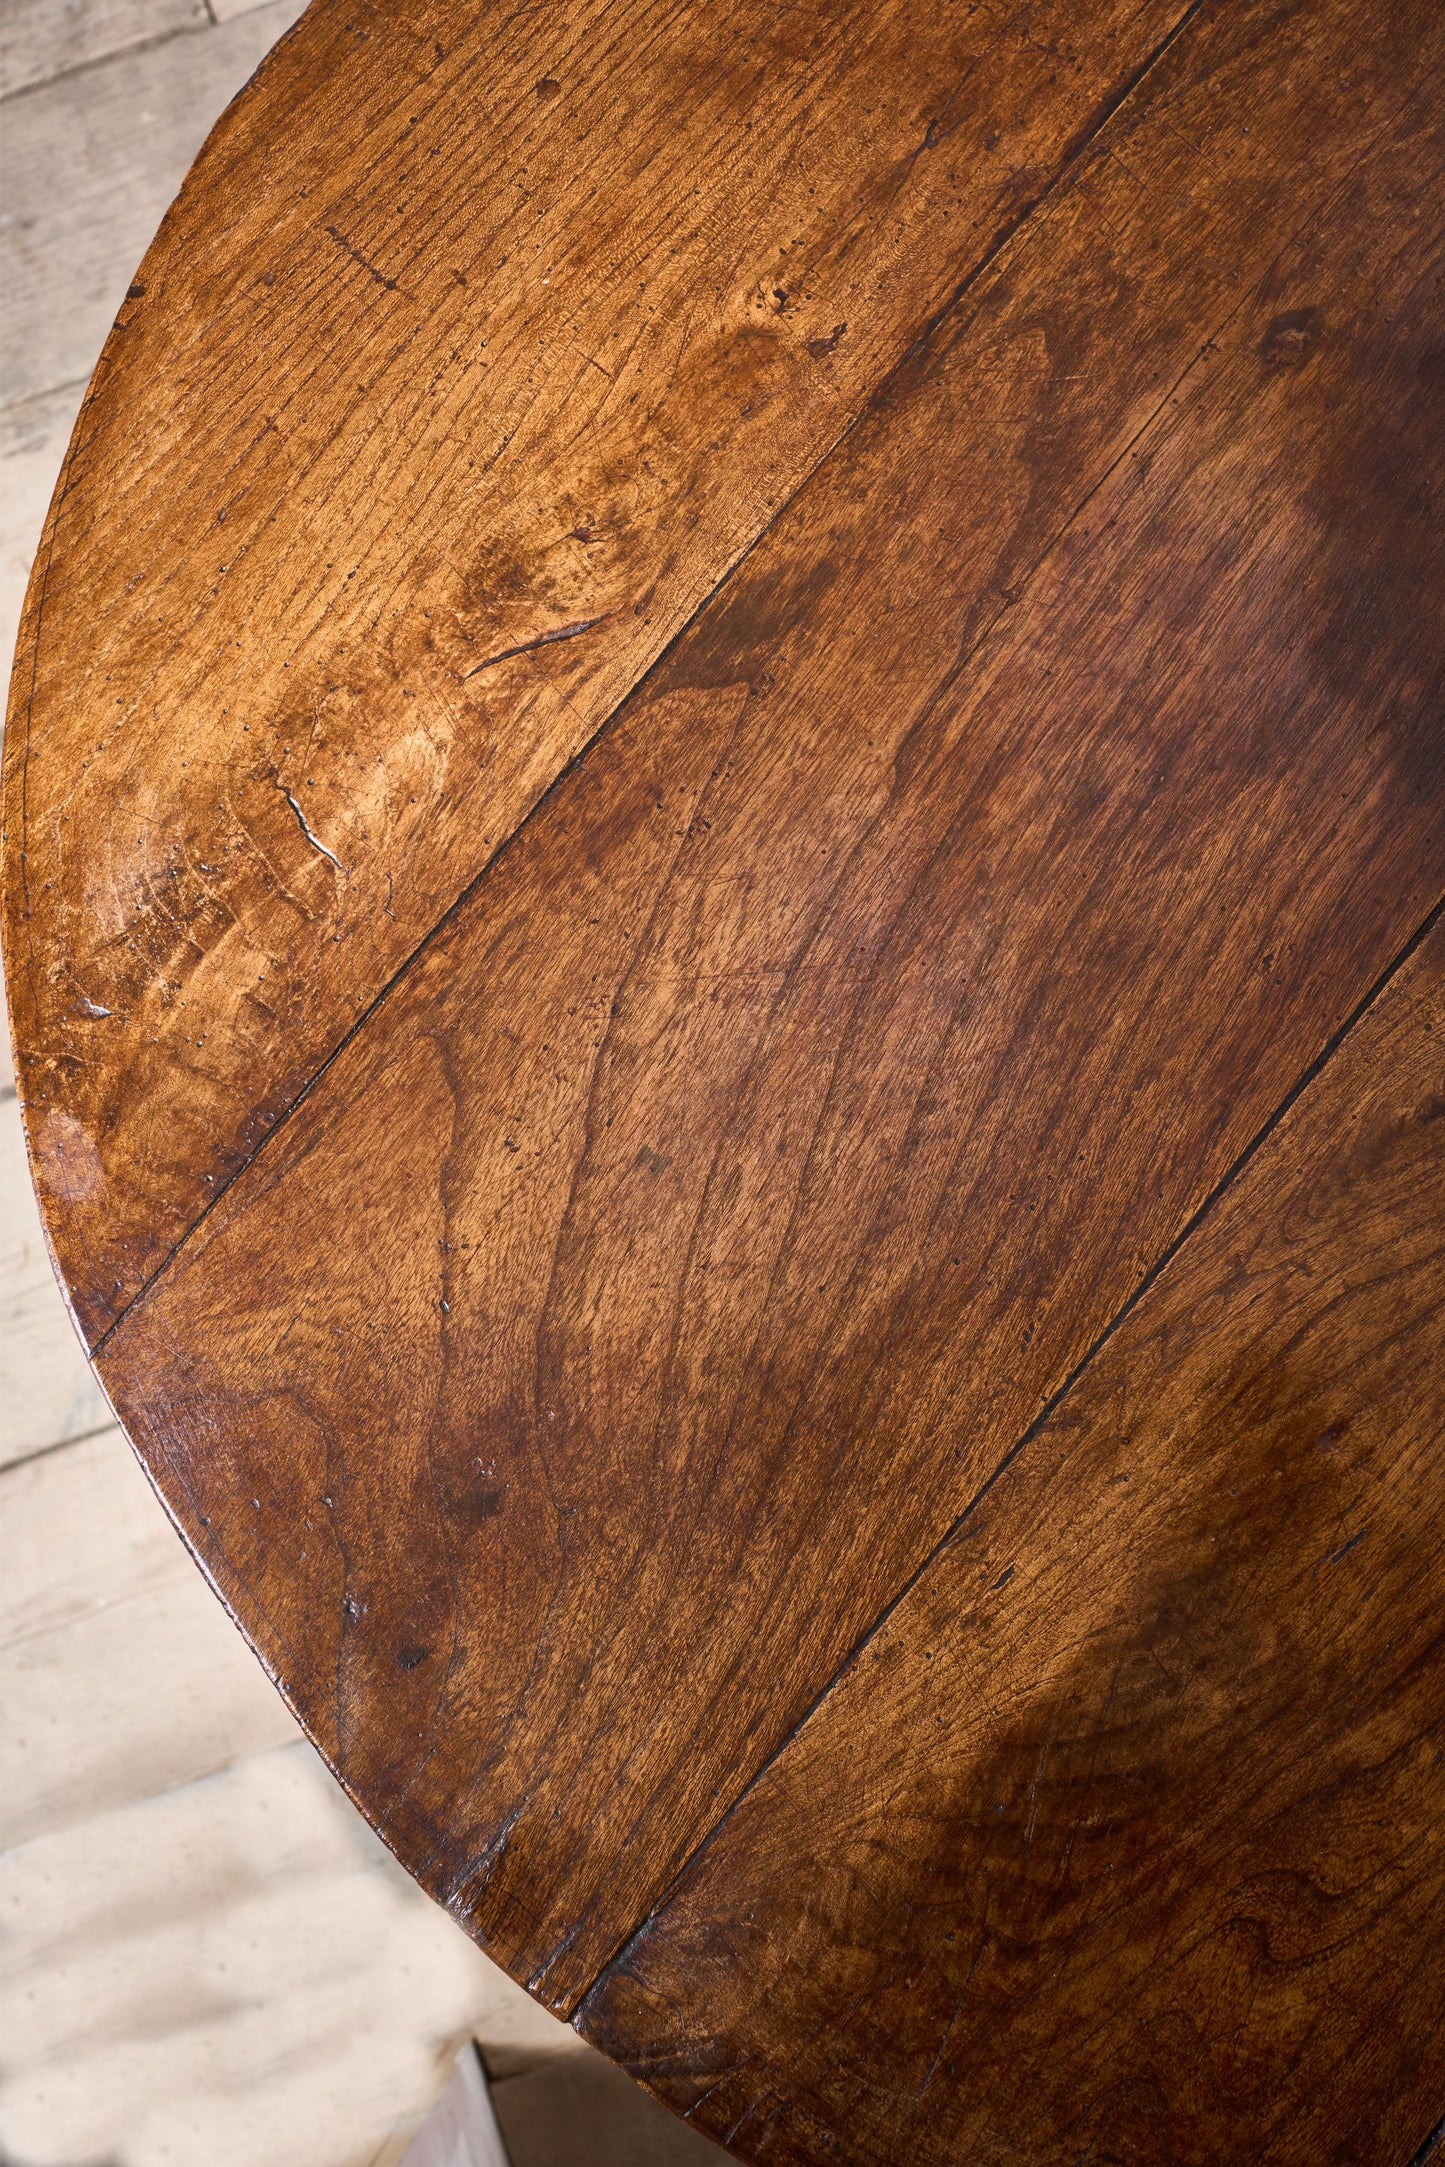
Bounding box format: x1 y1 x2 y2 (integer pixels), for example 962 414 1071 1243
5 0 1444 2158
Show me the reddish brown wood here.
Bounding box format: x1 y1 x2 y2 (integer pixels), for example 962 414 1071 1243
3 0 1191 1342
83 0 1445 2003
3 0 1442 2158
580 926 1445 2167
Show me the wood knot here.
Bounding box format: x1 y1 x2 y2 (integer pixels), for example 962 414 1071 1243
1260 308 1324 370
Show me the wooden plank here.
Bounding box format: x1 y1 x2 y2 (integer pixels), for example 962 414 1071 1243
0 0 308 407
0 1423 605 2164
92 1 1445 2011
490 2051 729 2167
1 1407 291 1848
396 2045 509 2167
1 1560 298 1844
209 0 300 22
2 0 1194 1337
1 27 727 2158
2 1746 378 1974
578 927 1445 2167
0 0 207 100
0 1421 180 1636
0 1746 549 2167
0 1089 112 1464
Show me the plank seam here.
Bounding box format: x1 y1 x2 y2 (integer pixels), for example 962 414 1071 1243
0 374 90 424
566 889 1445 2021
0 10 233 105
86 0 1213 1358
0 1421 123 1479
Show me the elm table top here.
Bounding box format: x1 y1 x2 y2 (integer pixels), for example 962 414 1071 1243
5 0 1444 2159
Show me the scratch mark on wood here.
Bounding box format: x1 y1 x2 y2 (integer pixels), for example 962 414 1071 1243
464 614 610 677
273 778 347 872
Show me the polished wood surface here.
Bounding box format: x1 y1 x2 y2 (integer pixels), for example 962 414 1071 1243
583 925 1445 2167
6 0 1187 1342
3 0 1442 2159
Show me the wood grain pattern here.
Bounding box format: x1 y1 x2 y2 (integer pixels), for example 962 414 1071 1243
579 923 1445 2167
3 0 1190 1340
5 0 1443 2155
85 0 1444 2016
1 13 725 2162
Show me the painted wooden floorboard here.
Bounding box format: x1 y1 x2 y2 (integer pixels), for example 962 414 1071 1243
0 386 87 705
2 0 283 99
1 0 209 99
0 0 309 406
1 1743 565 2167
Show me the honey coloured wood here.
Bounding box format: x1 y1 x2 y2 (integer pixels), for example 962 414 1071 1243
87 0 1445 2004
3 0 1443 2160
3 0 1194 1342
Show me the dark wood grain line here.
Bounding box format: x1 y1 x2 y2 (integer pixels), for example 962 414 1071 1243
12 0 1206 1338
88 662 621 1358
783 0 1214 461
567 886 1445 2015
82 0 1445 2026
82 0 1215 1361
576 932 1445 2163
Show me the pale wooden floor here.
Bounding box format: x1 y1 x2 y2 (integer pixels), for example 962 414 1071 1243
0 6 720 2160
